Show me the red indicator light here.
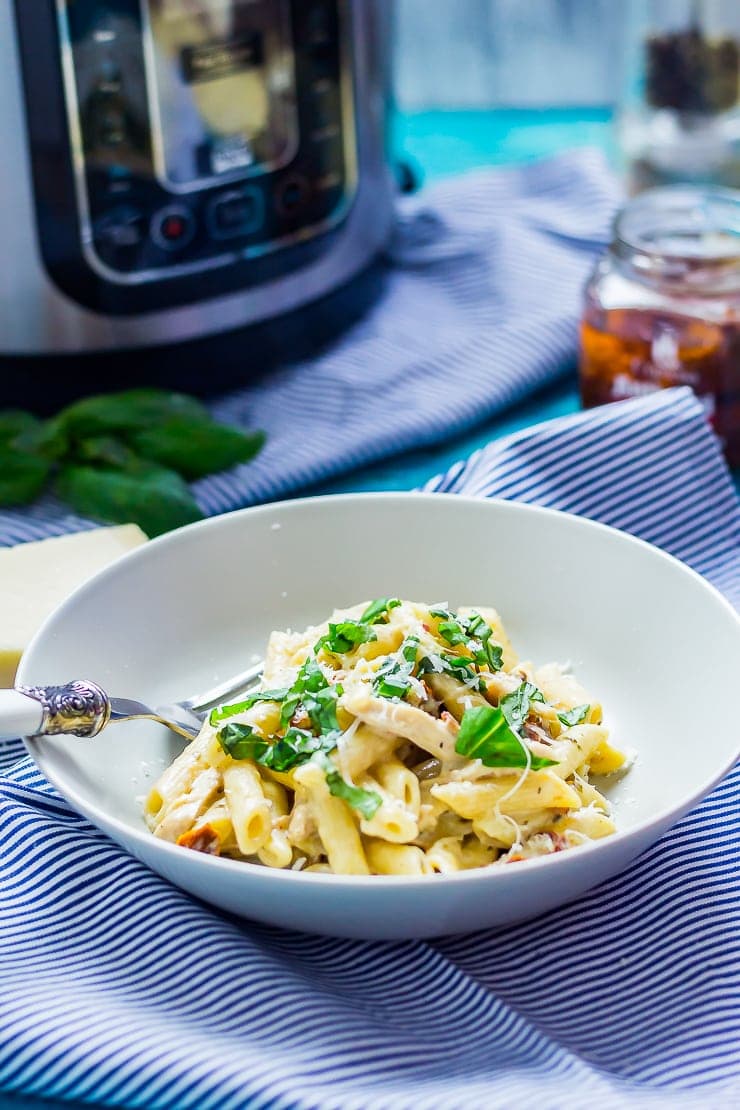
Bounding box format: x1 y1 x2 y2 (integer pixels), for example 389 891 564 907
163 216 185 240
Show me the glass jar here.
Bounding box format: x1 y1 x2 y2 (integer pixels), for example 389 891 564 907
618 0 740 191
579 186 740 466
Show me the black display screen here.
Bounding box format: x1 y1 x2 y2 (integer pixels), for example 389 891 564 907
146 0 297 187
40 0 354 293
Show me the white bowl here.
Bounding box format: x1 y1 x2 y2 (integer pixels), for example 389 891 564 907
20 493 740 939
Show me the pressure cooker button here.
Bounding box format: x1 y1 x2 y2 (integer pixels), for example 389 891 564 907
151 206 196 251
208 188 263 239
94 207 146 250
275 175 311 217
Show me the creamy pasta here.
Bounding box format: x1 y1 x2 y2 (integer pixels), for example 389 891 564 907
144 599 630 874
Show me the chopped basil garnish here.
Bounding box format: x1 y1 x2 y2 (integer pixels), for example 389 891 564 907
314 599 401 656
217 723 270 762
437 619 468 649
557 704 591 727
321 758 382 819
216 649 346 770
432 609 504 673
375 673 413 700
279 657 339 731
418 653 486 691
499 681 546 734
373 635 420 700
302 684 342 735
267 728 337 772
209 688 290 727
217 722 337 771
464 613 504 672
454 705 556 770
316 620 377 655
359 598 401 624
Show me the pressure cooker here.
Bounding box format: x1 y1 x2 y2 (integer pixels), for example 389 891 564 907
1 1 395 406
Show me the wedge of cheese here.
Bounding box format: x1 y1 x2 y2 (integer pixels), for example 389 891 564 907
0 524 148 686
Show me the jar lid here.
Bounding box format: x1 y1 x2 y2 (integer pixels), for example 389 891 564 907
613 186 740 293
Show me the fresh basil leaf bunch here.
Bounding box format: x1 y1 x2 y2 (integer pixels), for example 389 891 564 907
0 389 265 536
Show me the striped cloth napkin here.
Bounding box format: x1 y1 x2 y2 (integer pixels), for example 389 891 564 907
1 388 738 1110
0 150 620 546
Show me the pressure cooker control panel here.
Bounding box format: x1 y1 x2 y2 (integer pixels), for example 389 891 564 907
54 0 356 282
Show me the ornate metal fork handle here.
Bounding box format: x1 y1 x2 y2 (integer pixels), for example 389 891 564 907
2 661 264 743
17 680 111 737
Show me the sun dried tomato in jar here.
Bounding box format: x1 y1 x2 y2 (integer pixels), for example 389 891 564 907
580 186 740 466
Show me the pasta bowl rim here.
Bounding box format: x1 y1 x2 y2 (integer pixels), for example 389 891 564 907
20 491 740 894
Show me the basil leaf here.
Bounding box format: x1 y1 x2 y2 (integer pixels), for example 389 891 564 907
557 704 591 727
375 673 413 700
59 389 209 439
217 723 336 771
302 685 341 734
418 652 485 690
438 619 468 649
417 654 441 673
323 762 382 819
0 449 51 506
209 689 289 727
317 620 377 655
433 609 504 674
373 636 419 700
11 416 69 462
455 705 556 770
462 613 486 637
267 728 331 772
0 391 266 528
466 614 504 672
295 658 329 694
444 656 486 689
76 435 138 469
359 598 401 624
278 657 341 736
499 681 546 734
55 460 202 537
130 417 265 480
279 691 303 730
483 641 504 671
0 410 41 443
217 723 269 762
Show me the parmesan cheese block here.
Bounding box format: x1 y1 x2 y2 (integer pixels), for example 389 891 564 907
0 525 147 686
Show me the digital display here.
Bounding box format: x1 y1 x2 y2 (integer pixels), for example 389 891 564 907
146 0 297 187
55 0 354 282
180 35 263 84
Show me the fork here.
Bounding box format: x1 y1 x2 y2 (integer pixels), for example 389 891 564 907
0 661 264 743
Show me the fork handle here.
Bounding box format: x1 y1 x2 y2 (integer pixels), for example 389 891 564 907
3 681 111 740
0 689 45 739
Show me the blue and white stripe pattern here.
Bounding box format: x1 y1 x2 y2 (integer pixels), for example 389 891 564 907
0 150 620 547
0 387 738 1109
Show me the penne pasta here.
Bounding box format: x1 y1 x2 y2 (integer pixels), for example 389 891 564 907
146 598 629 873
431 772 581 819
358 775 419 844
223 763 272 856
372 757 421 817
364 840 433 875
293 761 370 875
